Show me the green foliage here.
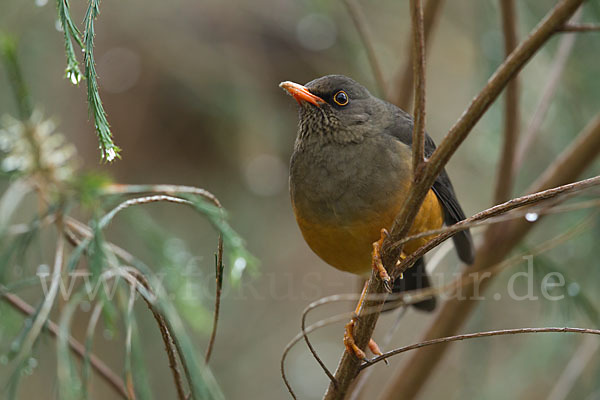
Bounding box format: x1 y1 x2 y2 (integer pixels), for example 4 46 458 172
56 0 83 86
82 0 120 161
55 0 119 161
0 36 255 399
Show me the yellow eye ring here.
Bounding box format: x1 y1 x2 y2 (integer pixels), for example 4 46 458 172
333 90 349 106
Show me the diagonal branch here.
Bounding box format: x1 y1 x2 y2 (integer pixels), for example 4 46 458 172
361 327 600 369
514 9 581 171
393 174 600 278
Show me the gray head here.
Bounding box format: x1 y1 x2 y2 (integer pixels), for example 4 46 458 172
280 75 391 145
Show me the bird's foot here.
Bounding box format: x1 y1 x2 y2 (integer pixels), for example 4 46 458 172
344 317 366 360
343 317 384 361
372 229 392 292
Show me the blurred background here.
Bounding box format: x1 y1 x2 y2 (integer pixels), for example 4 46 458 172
1 0 600 399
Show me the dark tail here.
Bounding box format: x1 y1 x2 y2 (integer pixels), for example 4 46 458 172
388 258 436 312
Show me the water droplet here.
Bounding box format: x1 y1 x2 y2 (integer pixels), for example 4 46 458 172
0 355 8 365
35 0 48 7
232 257 247 280
105 148 117 162
525 212 538 222
55 19 64 32
66 71 81 85
567 282 580 297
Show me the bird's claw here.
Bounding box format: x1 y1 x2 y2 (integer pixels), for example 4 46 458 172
344 318 386 363
373 229 392 293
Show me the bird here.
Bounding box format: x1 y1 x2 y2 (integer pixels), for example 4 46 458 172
279 75 474 359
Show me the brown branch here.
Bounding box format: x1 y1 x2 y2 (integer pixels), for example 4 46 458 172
103 184 222 208
302 300 338 386
514 9 581 171
0 291 129 399
391 0 445 110
361 327 600 369
124 271 189 400
205 235 224 364
323 2 585 398
410 0 427 176
342 0 388 99
380 111 600 400
558 23 600 32
392 174 600 276
493 0 520 203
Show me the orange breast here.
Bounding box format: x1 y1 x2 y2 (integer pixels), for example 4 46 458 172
294 189 444 275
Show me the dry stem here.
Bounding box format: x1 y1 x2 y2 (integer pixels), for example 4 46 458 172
493 0 520 204
410 0 426 176
392 0 445 110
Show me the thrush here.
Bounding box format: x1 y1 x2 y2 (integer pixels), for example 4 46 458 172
280 75 474 359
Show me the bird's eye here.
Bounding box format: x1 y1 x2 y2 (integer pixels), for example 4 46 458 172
333 90 349 106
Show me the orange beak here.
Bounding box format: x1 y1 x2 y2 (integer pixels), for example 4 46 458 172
279 81 325 107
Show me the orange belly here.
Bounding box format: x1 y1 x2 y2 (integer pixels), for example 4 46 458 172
294 189 443 275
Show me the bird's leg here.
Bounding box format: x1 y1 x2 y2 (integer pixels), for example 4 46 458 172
344 281 367 359
372 229 393 292
344 282 384 360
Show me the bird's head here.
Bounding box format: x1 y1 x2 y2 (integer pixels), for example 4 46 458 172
279 75 388 145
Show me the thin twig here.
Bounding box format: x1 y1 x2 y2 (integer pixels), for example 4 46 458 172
558 23 600 32
410 0 427 176
514 9 581 171
392 174 600 277
392 0 445 110
361 327 600 369
493 0 520 203
102 184 222 208
0 291 129 399
342 0 388 99
205 235 224 364
126 272 188 400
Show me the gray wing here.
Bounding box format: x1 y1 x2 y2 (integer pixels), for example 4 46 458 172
386 105 475 264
